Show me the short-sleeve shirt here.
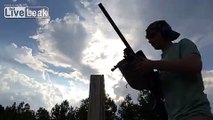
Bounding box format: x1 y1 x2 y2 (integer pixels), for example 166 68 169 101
159 38 213 120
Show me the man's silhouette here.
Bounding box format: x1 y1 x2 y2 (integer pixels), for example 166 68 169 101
135 20 213 120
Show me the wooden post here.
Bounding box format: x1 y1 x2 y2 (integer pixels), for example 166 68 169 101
87 75 105 120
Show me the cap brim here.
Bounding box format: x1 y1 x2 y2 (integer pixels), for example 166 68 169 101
169 30 180 41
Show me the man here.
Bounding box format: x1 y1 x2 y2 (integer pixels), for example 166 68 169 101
135 20 213 120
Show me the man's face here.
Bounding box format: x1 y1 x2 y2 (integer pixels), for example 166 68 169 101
147 32 165 50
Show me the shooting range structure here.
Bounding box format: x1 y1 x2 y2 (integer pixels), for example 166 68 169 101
87 75 105 120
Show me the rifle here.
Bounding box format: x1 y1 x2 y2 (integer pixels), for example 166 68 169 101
98 3 168 120
98 3 153 90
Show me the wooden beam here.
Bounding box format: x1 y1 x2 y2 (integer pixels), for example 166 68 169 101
87 75 105 120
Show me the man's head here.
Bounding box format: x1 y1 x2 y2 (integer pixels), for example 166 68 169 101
145 20 180 50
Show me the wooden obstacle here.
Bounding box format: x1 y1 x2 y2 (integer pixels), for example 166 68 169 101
87 75 105 120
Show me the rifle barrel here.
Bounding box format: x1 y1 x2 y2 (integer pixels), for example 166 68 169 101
98 3 134 54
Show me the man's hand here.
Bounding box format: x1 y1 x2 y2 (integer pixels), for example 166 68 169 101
134 59 154 73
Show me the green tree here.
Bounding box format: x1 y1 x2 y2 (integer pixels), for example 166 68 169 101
75 95 119 120
22 103 36 120
51 104 60 120
0 105 5 120
0 105 4 111
137 90 158 120
4 102 17 120
105 95 118 120
16 102 35 120
51 100 76 120
1 102 35 120
67 106 76 120
36 107 50 120
137 90 167 120
75 98 88 120
118 94 140 120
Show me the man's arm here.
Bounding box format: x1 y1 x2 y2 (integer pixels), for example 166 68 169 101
136 53 202 73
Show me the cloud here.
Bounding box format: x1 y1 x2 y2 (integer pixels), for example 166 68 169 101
0 65 88 110
0 65 57 110
204 86 213 113
30 13 98 82
0 37 93 83
2 43 73 80
36 17 51 26
11 44 47 72
112 79 140 102
202 70 213 112
27 0 37 5
203 70 213 86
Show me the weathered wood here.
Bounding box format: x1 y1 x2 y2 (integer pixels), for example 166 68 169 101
87 75 105 120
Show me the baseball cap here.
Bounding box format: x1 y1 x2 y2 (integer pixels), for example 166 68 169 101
146 20 180 41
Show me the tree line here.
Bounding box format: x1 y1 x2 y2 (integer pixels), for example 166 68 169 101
0 91 164 120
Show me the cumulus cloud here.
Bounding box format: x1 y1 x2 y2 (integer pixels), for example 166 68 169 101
37 17 51 26
203 70 213 87
28 1 127 99
0 65 88 110
204 85 213 112
202 70 213 112
1 43 75 82
0 65 59 110
11 44 47 72
30 13 98 82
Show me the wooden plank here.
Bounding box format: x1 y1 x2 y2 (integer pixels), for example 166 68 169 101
87 75 105 120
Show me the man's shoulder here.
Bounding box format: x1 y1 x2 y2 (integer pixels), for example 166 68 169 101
178 38 195 46
178 38 200 57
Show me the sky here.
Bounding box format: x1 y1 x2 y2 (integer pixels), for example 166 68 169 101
0 0 213 111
